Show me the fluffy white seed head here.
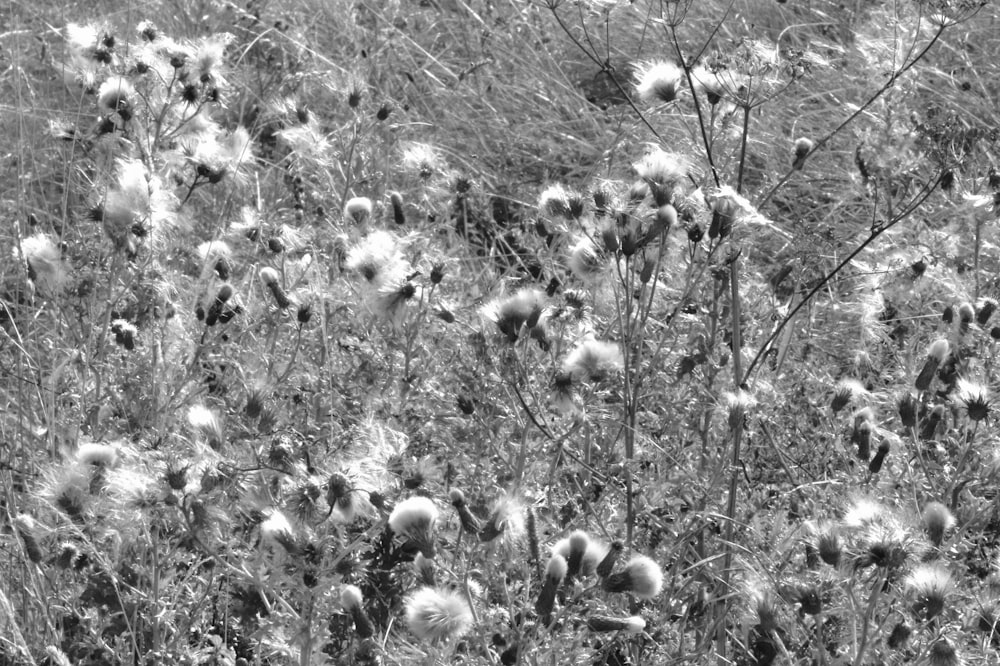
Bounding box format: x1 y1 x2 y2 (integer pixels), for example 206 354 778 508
260 510 294 546
341 584 364 610
635 61 683 104
623 555 663 599
76 442 118 467
344 197 373 223
404 587 474 642
561 339 624 382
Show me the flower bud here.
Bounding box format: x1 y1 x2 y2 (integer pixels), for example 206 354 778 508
792 137 814 170
390 191 406 225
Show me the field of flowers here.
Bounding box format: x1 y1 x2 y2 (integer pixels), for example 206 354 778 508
3 0 1000 664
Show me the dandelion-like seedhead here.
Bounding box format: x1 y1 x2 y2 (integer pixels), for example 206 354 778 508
344 196 374 224
479 494 526 545
561 338 624 382
831 378 868 413
345 231 409 291
76 441 119 467
927 636 962 666
260 509 297 554
567 236 608 282
853 519 921 572
635 61 683 105
603 554 663 599
187 404 224 449
723 389 756 432
97 77 135 119
404 587 474 643
18 233 68 296
955 378 990 422
906 563 953 621
538 183 580 219
388 496 439 558
842 496 885 529
922 501 956 547
690 65 726 104
401 142 444 179
634 148 691 194
481 288 546 342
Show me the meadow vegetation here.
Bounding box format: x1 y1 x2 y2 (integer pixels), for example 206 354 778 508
2 0 1000 664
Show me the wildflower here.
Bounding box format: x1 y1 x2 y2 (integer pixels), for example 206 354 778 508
98 77 135 119
18 233 68 296
260 510 297 554
197 240 232 277
635 61 683 104
887 620 912 648
345 231 409 290
922 502 956 547
748 586 781 634
567 236 608 282
259 267 291 309
111 319 137 350
326 472 360 523
536 554 567 625
341 585 375 639
851 407 875 461
792 137 814 170
690 65 724 104
869 438 890 473
977 297 998 326
897 391 919 429
414 552 437 586
192 127 253 182
705 185 750 240
843 497 885 529
831 379 867 413
481 289 546 342
388 496 439 558
596 540 624 578
927 637 961 666
344 197 373 224
190 33 232 85
562 339 624 382
14 514 43 564
555 530 591 581
401 143 443 179
66 23 102 59
373 277 419 326
955 378 990 422
906 563 953 621
602 554 663 599
538 184 573 219
76 441 118 467
816 524 842 567
916 339 950 391
723 389 756 432
405 587 474 642
854 519 920 571
449 489 482 536
386 191 407 226
957 301 976 334
634 148 691 197
587 615 646 634
788 584 823 616
187 404 224 450
921 404 947 440
479 494 525 544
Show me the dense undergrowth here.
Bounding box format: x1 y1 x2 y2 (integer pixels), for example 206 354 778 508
3 0 1000 664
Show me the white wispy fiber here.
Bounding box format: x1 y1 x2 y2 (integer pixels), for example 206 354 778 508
18 234 68 296
404 587 475 642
